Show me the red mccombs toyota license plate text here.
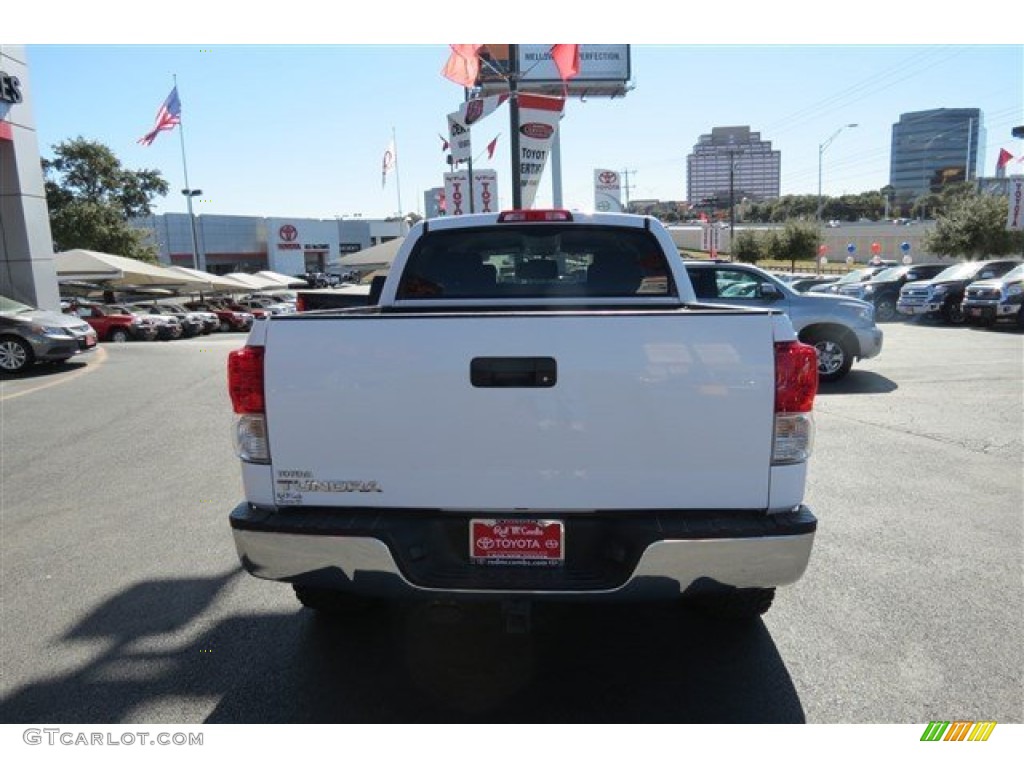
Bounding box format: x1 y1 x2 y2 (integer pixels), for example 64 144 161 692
470 519 564 566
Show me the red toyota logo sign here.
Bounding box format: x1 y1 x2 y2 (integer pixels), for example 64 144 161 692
279 224 298 242
520 122 554 140
599 171 618 184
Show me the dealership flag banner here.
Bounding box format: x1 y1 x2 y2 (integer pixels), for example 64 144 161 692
594 169 624 212
444 171 471 216
472 169 499 213
447 94 508 165
1007 177 1023 230
517 93 565 209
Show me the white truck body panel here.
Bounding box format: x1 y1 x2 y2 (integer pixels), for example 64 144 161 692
260 310 778 511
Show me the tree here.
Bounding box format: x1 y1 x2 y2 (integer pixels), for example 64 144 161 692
923 188 1024 259
732 230 763 264
776 221 820 272
42 137 168 261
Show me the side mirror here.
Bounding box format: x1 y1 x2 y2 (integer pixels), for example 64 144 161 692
760 283 782 300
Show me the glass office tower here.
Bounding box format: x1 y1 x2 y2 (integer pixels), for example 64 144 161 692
889 108 984 202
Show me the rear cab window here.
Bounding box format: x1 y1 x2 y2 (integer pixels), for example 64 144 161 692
395 224 676 301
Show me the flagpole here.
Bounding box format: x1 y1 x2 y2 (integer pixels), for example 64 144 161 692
392 126 404 228
174 74 203 271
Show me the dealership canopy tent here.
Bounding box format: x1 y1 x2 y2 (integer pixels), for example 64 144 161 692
224 272 288 291
254 270 308 288
164 266 255 293
338 238 405 268
54 250 210 289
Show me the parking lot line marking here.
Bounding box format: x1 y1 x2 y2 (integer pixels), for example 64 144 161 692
0 346 108 402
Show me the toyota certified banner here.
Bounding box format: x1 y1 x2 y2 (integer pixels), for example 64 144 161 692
444 171 470 216
472 169 499 213
594 169 623 212
448 94 508 166
518 93 564 209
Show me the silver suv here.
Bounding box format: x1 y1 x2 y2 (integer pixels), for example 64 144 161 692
684 261 883 382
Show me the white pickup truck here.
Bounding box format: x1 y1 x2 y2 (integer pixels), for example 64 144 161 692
228 210 819 620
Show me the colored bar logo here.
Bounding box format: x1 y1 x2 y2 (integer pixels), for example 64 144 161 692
921 721 997 741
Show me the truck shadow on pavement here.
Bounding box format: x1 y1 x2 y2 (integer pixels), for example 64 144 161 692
0 573 805 724
817 370 897 395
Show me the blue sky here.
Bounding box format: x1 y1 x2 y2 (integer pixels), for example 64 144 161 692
14 10 1023 221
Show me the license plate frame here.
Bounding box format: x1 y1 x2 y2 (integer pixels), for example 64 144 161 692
470 518 564 567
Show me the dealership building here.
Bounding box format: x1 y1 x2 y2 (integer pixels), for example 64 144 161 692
130 213 405 276
1 45 60 310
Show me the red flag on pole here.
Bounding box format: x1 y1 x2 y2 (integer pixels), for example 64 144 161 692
441 44 483 87
486 136 499 160
439 133 449 152
550 45 580 81
997 148 1013 169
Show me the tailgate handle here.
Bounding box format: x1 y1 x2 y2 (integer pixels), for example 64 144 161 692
471 357 557 388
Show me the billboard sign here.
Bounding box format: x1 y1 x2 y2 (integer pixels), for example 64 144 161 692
476 45 631 97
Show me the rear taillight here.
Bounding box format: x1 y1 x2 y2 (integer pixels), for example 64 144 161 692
773 341 818 465
228 346 269 464
228 346 265 414
295 295 306 312
497 209 573 223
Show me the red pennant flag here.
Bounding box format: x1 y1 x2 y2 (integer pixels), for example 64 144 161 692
997 148 1013 169
439 133 449 152
441 44 483 87
486 136 498 160
550 44 580 81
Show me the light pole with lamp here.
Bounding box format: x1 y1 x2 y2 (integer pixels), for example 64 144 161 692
817 123 858 223
181 188 203 271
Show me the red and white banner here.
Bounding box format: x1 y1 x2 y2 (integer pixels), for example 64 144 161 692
594 169 623 212
473 169 499 213
518 93 564 209
444 171 470 216
448 94 509 166
1007 177 1023 231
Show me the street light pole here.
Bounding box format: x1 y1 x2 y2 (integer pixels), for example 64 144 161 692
817 123 858 223
181 188 202 270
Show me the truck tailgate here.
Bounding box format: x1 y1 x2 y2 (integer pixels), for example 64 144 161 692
262 310 777 511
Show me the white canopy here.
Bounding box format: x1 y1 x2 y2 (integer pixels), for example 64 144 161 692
224 272 287 290
164 266 255 292
55 249 210 288
255 270 308 288
338 238 405 268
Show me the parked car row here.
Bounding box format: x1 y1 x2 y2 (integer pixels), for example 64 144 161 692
61 298 257 341
896 259 1023 327
777 259 1024 329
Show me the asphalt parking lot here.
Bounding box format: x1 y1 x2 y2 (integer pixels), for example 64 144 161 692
0 319 1020 725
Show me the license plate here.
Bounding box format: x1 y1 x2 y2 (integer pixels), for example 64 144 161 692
970 308 981 316
470 519 564 566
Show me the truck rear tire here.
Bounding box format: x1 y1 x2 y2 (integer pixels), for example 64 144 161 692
685 587 775 620
293 585 379 615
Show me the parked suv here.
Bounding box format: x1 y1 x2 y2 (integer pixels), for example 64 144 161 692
961 263 1024 328
68 301 159 342
684 261 883 382
837 263 947 322
1 295 97 374
897 259 1021 324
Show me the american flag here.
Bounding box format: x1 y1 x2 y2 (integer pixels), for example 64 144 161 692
138 87 181 146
